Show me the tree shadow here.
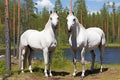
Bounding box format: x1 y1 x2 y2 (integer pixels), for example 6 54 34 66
76 68 108 77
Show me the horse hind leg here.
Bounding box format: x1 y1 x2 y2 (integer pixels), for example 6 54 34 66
90 50 96 73
28 46 33 73
21 47 26 73
99 45 104 72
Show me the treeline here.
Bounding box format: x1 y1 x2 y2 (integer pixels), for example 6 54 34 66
0 0 120 47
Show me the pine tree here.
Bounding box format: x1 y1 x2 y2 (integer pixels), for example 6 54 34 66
100 3 109 41
5 0 11 71
13 0 16 57
74 0 87 27
54 0 62 11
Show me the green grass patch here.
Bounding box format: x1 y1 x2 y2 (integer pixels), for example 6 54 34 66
106 43 120 47
0 60 6 76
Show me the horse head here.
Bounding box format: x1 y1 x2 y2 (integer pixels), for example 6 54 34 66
66 12 77 33
49 11 59 30
66 12 78 48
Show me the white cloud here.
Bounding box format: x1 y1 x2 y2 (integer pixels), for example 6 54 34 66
35 0 54 9
88 10 101 15
106 2 114 7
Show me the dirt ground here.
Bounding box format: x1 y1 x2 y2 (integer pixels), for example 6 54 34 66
2 57 120 80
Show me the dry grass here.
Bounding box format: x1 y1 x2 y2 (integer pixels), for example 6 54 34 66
3 58 120 80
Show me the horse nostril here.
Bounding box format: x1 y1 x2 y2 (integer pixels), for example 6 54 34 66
68 28 72 33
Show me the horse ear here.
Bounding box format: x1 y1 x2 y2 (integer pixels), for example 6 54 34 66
55 11 59 14
66 11 69 15
50 10 52 14
72 11 74 15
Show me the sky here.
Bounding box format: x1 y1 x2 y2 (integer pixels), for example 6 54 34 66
33 0 120 14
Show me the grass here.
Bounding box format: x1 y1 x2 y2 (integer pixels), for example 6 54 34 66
0 60 6 76
106 43 120 47
0 42 120 80
0 58 119 80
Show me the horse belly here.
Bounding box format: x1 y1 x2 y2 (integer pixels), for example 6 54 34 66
28 34 44 50
87 35 101 49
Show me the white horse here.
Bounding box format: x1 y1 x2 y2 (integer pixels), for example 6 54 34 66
66 13 106 78
19 12 59 77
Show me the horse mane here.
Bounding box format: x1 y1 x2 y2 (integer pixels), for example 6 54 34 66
44 18 51 30
75 16 85 30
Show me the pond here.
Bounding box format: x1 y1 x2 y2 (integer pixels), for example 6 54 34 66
1 47 120 64
33 47 120 64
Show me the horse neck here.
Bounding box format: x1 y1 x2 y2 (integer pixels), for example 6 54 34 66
70 22 85 48
44 19 56 38
74 22 85 36
78 22 86 33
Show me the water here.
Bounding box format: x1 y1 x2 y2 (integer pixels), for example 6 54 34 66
1 48 120 64
33 48 120 64
63 48 120 64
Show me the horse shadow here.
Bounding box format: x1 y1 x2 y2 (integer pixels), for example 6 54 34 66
76 68 108 77
52 71 70 76
32 67 70 76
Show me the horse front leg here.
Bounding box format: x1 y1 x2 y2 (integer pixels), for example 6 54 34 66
72 50 77 77
43 48 49 77
81 47 85 78
48 51 54 77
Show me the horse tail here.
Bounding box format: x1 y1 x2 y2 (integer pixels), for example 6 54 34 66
101 31 106 46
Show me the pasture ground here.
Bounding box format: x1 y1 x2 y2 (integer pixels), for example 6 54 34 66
1 57 120 80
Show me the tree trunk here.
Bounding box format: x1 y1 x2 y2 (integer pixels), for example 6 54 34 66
25 1 29 30
5 0 11 70
70 0 72 13
118 14 120 39
17 0 20 58
0 9 1 23
106 14 109 41
112 13 115 42
13 0 16 57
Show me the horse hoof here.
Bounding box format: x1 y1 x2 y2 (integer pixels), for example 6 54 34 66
21 71 24 73
72 73 76 77
100 69 102 73
81 75 84 79
49 73 53 77
30 71 33 73
45 74 48 77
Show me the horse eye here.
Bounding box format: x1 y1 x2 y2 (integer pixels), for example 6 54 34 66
73 18 76 22
57 17 59 20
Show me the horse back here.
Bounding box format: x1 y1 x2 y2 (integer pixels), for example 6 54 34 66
86 27 106 48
